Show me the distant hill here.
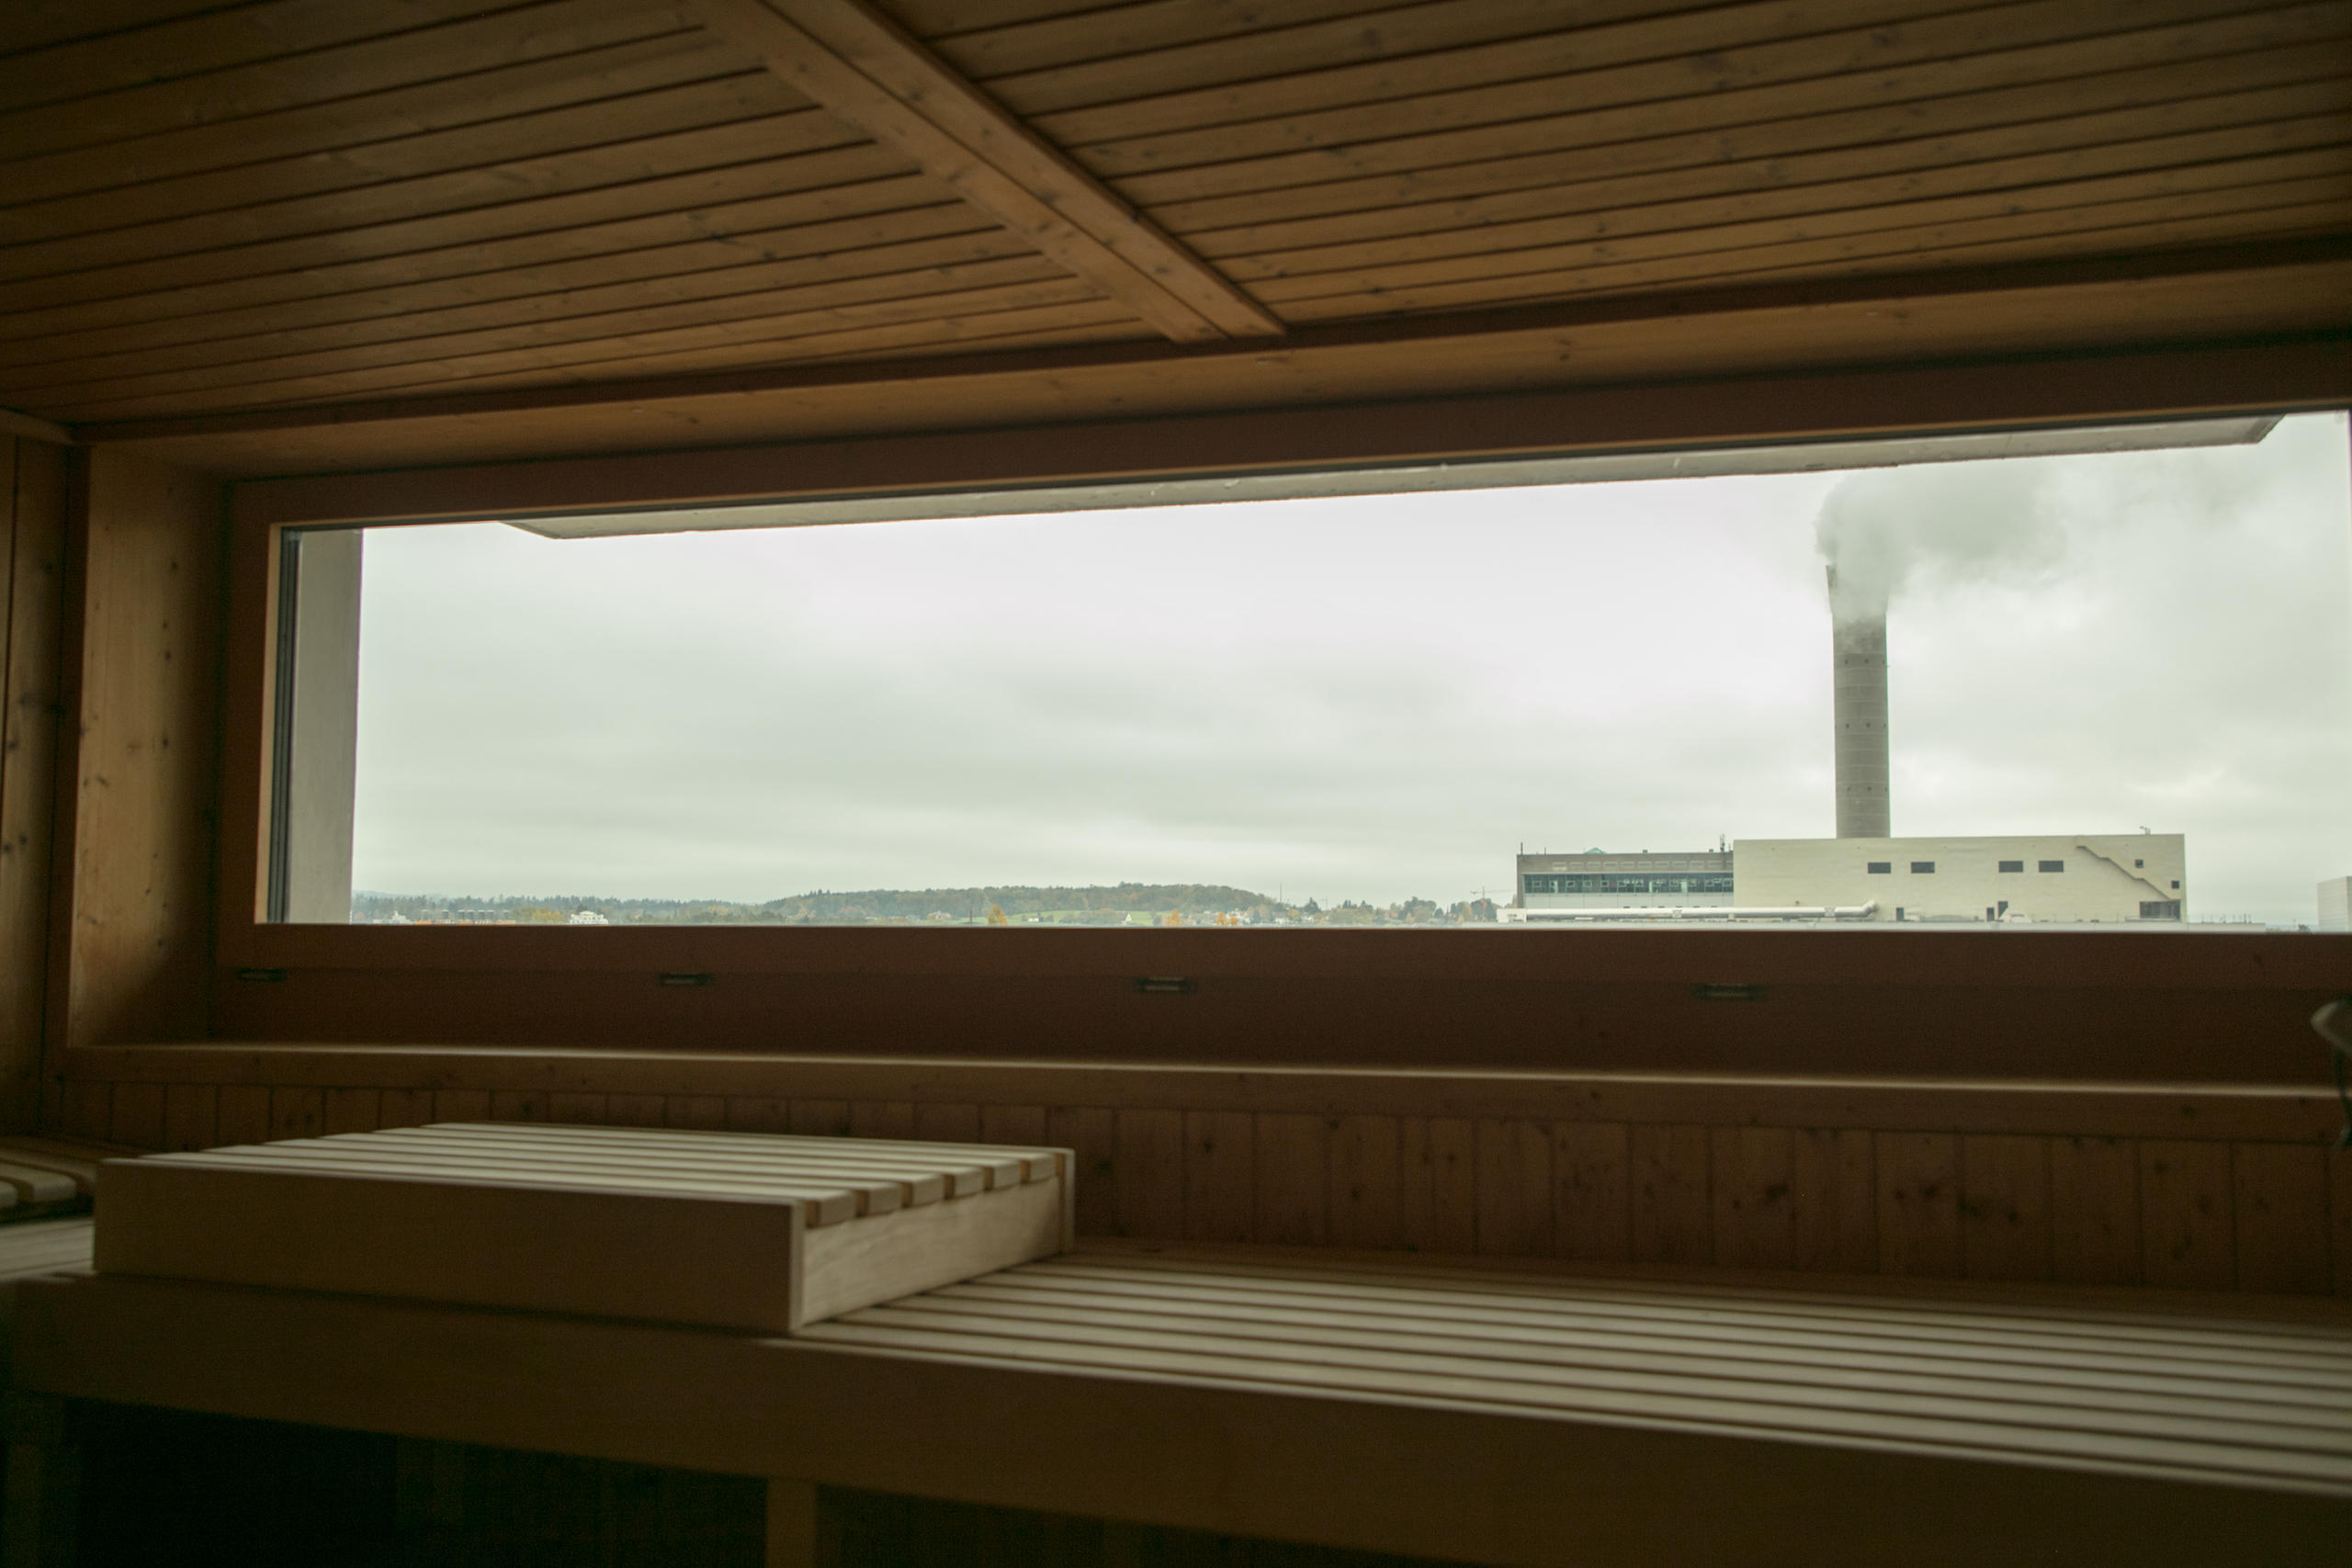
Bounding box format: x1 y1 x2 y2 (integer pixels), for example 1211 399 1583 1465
760 883 1277 922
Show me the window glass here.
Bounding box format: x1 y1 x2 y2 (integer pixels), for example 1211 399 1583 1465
271 413 2350 931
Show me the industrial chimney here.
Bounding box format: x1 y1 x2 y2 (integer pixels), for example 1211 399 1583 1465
1828 568 1890 838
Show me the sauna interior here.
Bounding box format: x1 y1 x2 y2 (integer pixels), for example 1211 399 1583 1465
2 1 2349 1563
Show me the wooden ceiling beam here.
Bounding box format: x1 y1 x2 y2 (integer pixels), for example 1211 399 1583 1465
684 0 1282 344
0 405 74 445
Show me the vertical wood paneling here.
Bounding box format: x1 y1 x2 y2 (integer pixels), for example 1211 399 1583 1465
58 453 220 1056
1630 1123 1710 1266
1114 1107 1183 1239
160 1082 216 1150
322 1087 380 1134
2140 1140 2234 1291
606 1093 666 1127
1553 1122 1630 1263
379 1088 435 1128
1959 1134 2052 1282
666 1095 727 1130
1792 1127 1876 1272
1875 1132 1960 1277
108 1080 164 1148
1400 1118 1477 1256
1182 1110 1254 1244
216 1085 270 1145
2051 1135 2141 1286
268 1086 322 1142
849 1100 914 1138
2332 1149 2352 1298
912 1101 981 1144
548 1092 607 1125
490 1090 548 1123
1329 1114 1399 1251
978 1103 1046 1145
0 439 66 1135
1254 1113 1329 1247
1046 1106 1117 1238
1710 1127 1795 1270
2231 1142 2330 1294
58 1081 109 1141
1475 1120 1550 1258
724 1096 788 1133
788 1099 853 1136
432 1089 491 1123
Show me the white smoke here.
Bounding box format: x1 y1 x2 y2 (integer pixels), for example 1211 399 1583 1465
1815 461 2066 622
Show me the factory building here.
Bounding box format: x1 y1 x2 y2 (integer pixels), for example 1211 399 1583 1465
1736 835 2186 922
1511 835 2187 923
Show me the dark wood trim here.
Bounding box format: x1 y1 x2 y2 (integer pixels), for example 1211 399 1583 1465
59 1044 2345 1144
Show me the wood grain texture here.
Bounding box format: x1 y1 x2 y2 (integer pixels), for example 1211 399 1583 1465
1710 1127 1795 1269
685 0 1280 342
1400 1116 1476 1256
1181 1110 1252 1243
267 1087 322 1143
1046 1105 1115 1238
1328 1113 1399 1251
1474 1119 1550 1258
1113 1107 1182 1239
1875 1133 1960 1278
1959 1134 2052 1283
1629 1123 1709 1266
2231 1142 2330 1294
2141 1139 2235 1291
0 439 67 1135
1552 1121 1630 1263
1792 1127 1876 1272
1252 1113 1329 1247
160 1082 216 1151
2052 1134 2143 1286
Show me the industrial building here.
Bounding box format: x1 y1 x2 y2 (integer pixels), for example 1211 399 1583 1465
1511 835 2186 923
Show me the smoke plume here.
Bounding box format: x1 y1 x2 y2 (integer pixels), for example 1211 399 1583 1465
1815 462 2065 622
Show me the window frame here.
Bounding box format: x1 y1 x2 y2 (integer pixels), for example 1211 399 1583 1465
207 361 2352 1083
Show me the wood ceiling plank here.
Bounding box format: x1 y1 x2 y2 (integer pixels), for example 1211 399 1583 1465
3 107 864 281
0 1 236 59
1 206 1001 367
1112 2 2347 212
0 0 697 161
1209 115 2352 284
1266 180 2352 320
0 0 515 111
6 33 745 206
1148 43 2347 237
686 0 1280 341
70 249 2352 472
934 0 1593 107
7 225 1024 385
47 293 1146 422
1066 0 2310 183
8 41 778 218
13 253 1080 409
0 144 927 316
8 77 819 253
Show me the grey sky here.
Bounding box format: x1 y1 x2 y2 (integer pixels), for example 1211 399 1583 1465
350 412 2350 924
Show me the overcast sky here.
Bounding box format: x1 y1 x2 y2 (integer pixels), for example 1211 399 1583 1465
349 412 2350 925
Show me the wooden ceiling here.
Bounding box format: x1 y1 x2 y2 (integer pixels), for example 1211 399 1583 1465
2 0 2347 473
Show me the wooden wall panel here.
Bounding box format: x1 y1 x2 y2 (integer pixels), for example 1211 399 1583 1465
1874 1133 1960 1278
0 437 68 1135
58 1067 2352 1299
49 450 222 1078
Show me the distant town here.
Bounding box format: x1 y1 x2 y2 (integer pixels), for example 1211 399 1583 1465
350 885 1503 928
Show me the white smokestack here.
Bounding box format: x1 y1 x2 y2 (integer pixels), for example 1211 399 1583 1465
1827 570 1889 839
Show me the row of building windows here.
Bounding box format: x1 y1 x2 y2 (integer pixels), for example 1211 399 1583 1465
1867 860 2066 874
1522 874 1736 896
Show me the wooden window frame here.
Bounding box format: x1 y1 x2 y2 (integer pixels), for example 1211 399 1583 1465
206 341 2352 1083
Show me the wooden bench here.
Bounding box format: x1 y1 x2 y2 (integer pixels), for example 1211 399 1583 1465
8 1231 2346 1564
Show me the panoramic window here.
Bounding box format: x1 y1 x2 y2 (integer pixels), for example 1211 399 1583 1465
264 413 2350 931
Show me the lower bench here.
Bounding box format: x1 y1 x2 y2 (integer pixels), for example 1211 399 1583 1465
9 1240 2348 1565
